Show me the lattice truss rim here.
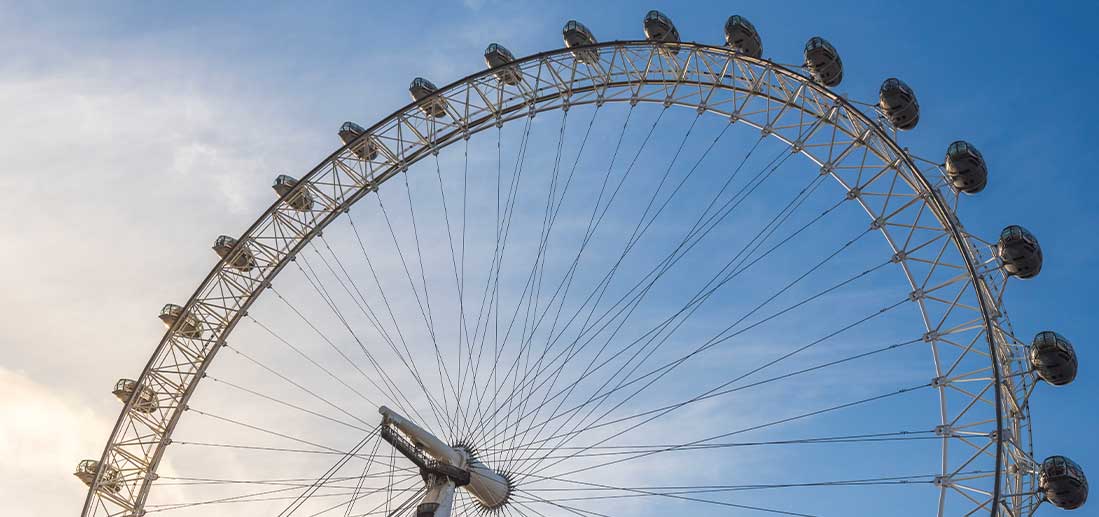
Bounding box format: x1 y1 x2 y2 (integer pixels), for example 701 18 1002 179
82 41 1040 517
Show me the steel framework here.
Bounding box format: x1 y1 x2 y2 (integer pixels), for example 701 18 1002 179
81 40 1042 517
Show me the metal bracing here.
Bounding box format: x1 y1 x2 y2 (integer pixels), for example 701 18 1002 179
82 41 1038 517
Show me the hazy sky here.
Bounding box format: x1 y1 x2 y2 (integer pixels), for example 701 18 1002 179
1 2 1096 516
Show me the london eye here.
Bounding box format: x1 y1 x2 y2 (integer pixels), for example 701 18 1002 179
76 10 1086 517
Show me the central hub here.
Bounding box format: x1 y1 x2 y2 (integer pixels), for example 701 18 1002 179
379 406 512 516
453 444 513 512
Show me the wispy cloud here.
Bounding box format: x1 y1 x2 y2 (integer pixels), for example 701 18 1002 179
0 367 113 516
0 33 316 514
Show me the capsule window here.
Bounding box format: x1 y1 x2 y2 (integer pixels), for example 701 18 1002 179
805 37 825 51
1044 456 1085 477
1000 225 1035 243
726 15 755 33
274 175 297 188
564 20 586 33
411 77 438 92
74 460 122 492
340 121 365 135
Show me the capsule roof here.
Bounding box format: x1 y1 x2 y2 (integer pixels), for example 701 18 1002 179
947 140 981 158
273 174 298 187
485 43 515 60
881 77 912 94
76 459 99 471
484 43 517 67
75 459 108 477
1043 455 1088 483
725 15 757 33
411 77 438 91
563 20 594 39
1034 330 1074 352
213 235 238 249
159 303 182 317
114 378 138 392
804 36 835 52
1045 455 1084 469
1000 224 1036 243
340 121 365 134
644 10 674 29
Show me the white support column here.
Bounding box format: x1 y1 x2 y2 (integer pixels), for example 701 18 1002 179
417 473 456 517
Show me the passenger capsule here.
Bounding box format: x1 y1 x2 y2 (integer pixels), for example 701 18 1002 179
74 460 122 493
409 77 448 118
484 43 522 85
878 78 920 130
112 378 158 413
563 20 599 64
1040 455 1088 510
724 15 762 58
212 235 256 272
338 121 379 161
1030 331 1078 386
944 141 988 194
803 36 843 87
997 225 1042 279
272 174 314 212
644 10 680 53
159 303 203 339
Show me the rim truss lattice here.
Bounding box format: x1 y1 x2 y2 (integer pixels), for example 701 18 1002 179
82 41 1039 517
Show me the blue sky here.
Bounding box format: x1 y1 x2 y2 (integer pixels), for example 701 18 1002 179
0 1 1096 516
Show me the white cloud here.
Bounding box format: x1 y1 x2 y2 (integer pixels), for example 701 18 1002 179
0 49 312 387
0 43 317 516
0 367 113 516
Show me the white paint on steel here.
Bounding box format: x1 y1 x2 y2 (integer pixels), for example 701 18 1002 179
80 41 1037 517
380 406 511 511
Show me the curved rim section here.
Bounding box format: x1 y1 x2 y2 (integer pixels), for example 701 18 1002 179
82 40 1035 517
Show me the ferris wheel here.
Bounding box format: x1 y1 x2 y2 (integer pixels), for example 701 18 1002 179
76 10 1087 517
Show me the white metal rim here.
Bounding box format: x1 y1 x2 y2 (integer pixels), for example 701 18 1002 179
82 40 1037 517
